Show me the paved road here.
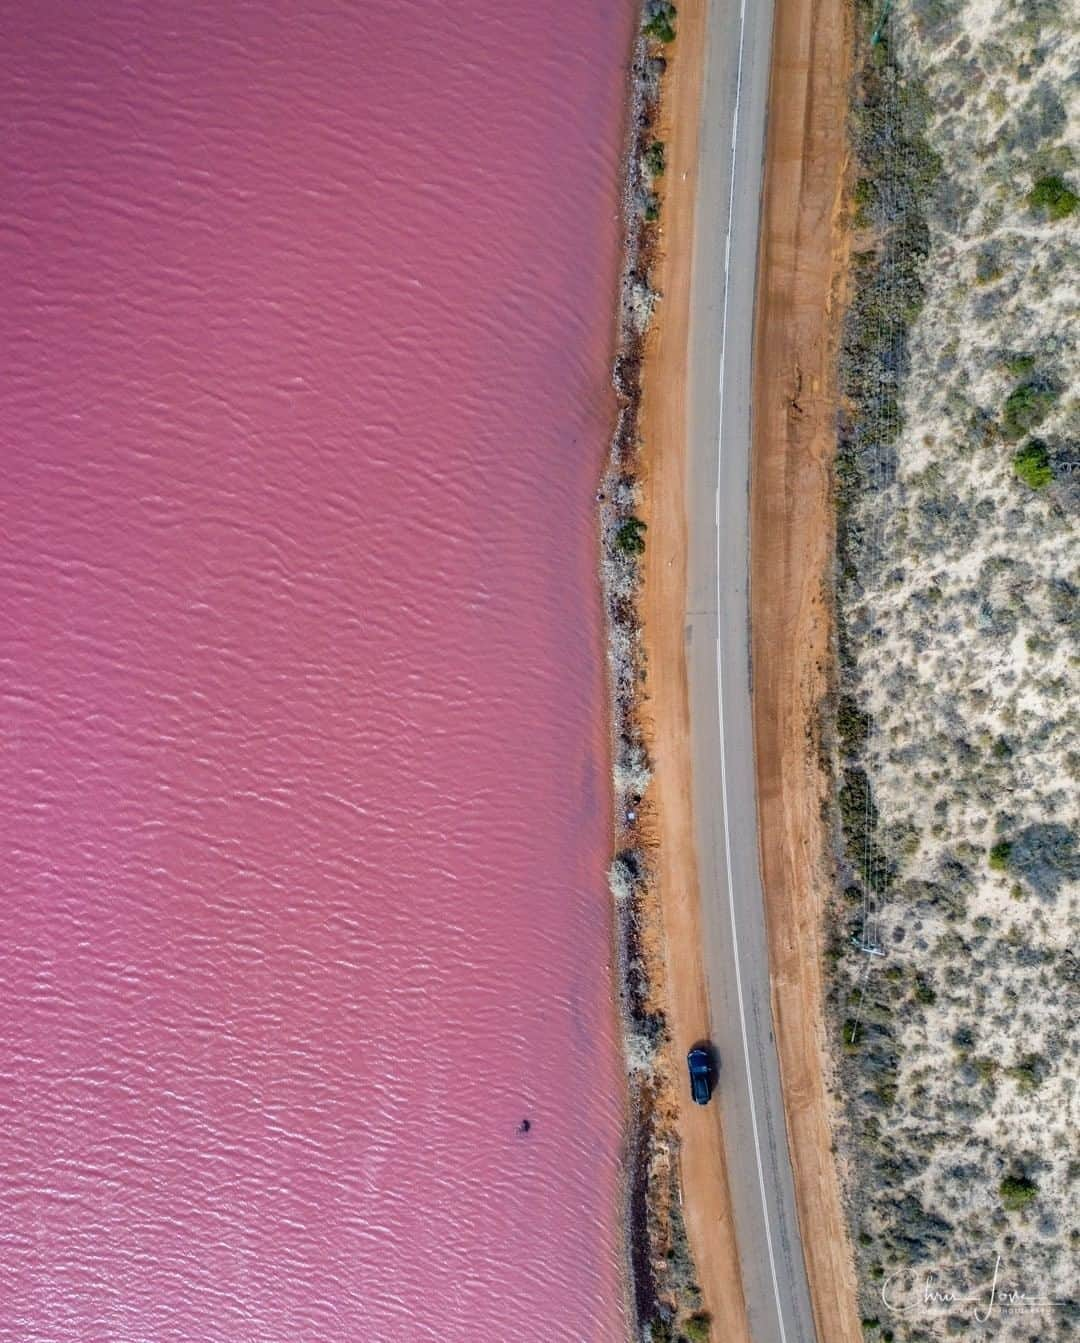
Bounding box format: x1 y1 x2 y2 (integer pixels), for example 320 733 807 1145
683 1 818 1340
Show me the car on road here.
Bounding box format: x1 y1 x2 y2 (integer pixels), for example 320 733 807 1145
687 1045 714 1105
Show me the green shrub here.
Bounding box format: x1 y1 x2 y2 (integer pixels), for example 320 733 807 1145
643 2 677 42
683 1312 712 1342
975 247 1004 284
1004 352 1036 378
839 766 878 835
999 1174 1038 1211
649 1316 673 1343
1013 441 1053 488
852 178 875 227
844 1018 864 1051
838 695 872 754
1027 174 1078 220
1002 381 1058 440
645 141 666 176
989 840 1013 871
614 517 647 555
1007 1053 1048 1092
914 973 936 1005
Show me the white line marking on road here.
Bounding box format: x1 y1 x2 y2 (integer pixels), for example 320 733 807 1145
712 0 789 1335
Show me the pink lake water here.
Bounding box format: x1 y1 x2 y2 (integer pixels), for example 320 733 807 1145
0 3 634 1339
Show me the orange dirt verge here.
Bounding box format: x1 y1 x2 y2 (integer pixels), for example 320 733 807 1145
750 0 860 1340
636 1 750 1337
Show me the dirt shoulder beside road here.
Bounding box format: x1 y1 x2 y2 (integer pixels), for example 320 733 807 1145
749 0 860 1340
636 0 750 1337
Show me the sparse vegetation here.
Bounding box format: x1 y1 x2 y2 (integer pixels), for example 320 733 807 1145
605 13 705 1339
829 0 1077 1334
1009 822 1080 898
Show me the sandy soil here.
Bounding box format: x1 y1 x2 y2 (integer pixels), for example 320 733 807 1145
749 0 861 1340
635 1 750 1337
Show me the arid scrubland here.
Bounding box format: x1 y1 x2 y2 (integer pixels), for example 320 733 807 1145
830 0 1078 1338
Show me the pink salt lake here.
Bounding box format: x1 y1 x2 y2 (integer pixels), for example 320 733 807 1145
0 2 634 1338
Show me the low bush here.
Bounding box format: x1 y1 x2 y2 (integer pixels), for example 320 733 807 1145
1002 379 1059 440
1027 174 1079 220
838 695 872 754
839 767 878 834
999 1174 1038 1211
852 177 875 227
645 141 666 177
1004 352 1036 378
974 246 1005 285
1007 1052 1048 1092
974 1057 997 1083
1009 823 1080 899
1013 440 1053 488
682 1312 712 1342
649 1317 673 1343
614 517 647 555
643 1 677 42
989 839 1013 871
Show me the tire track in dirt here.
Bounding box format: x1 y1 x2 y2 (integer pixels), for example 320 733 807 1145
750 0 862 1339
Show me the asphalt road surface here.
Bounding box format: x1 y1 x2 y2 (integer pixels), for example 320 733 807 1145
684 1 818 1340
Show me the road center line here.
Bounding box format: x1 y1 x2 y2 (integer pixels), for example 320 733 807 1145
711 0 789 1334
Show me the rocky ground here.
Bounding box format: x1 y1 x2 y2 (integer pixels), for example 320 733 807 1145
829 0 1078 1338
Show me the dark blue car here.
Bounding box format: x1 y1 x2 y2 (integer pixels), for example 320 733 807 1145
687 1046 714 1105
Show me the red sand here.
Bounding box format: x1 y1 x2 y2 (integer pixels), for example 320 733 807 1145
0 3 634 1339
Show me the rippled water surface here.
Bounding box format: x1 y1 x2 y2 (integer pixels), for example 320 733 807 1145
0 3 633 1338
